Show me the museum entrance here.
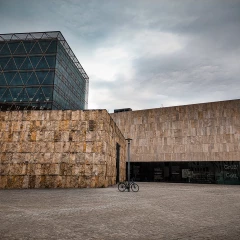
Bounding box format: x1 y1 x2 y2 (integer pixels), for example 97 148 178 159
130 161 240 184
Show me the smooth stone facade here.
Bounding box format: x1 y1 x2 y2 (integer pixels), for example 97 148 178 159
0 110 126 189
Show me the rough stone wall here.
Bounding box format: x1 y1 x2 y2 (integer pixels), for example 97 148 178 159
0 110 126 189
111 100 240 162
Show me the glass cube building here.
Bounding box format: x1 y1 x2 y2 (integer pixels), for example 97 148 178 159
0 31 89 110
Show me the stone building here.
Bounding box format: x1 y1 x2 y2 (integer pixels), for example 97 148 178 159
0 110 126 189
111 99 240 184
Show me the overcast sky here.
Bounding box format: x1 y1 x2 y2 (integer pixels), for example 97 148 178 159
0 0 239 112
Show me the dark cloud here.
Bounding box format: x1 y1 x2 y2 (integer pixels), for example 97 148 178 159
0 0 239 112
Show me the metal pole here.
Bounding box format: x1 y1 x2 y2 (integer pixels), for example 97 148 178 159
126 138 132 192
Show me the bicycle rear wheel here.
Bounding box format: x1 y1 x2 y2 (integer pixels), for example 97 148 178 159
131 183 139 192
118 182 126 192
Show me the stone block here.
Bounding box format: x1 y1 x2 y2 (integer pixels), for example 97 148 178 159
61 131 70 141
49 111 62 121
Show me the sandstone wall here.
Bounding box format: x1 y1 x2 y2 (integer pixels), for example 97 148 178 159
111 100 240 162
0 110 126 189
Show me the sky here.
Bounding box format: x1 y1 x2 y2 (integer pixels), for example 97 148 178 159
0 0 239 112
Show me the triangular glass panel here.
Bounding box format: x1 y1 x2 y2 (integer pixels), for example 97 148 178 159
0 43 11 55
37 88 45 101
25 34 34 40
30 41 42 54
45 40 57 53
20 71 32 85
0 57 10 70
14 56 26 69
39 40 51 53
9 72 24 86
36 71 48 84
36 56 49 69
42 87 53 100
17 88 29 102
14 41 27 54
29 56 42 68
4 72 16 85
33 33 44 39
0 87 7 99
24 41 35 53
0 42 4 52
9 88 23 100
26 87 39 99
45 56 56 68
41 33 51 39
1 88 12 101
4 57 17 70
39 71 54 85
26 72 40 85
20 57 33 70
7 42 18 54
11 34 20 41
0 72 7 86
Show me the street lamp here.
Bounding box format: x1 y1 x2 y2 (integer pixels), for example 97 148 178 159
126 138 132 192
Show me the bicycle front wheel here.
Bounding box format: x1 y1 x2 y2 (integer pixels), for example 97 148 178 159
131 183 139 192
118 182 126 192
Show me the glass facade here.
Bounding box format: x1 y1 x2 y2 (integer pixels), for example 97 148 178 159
0 31 88 110
130 161 240 185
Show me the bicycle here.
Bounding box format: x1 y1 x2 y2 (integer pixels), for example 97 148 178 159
118 180 139 192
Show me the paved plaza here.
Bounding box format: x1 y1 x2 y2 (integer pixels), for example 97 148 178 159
0 183 240 240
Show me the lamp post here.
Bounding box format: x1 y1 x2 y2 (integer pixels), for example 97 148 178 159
126 138 132 192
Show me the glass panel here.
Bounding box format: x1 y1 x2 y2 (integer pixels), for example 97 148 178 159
33 88 41 101
0 42 4 52
1 88 12 101
20 72 32 85
45 40 57 53
23 41 35 53
14 42 27 54
0 57 9 70
14 56 26 69
39 40 50 53
0 72 7 85
37 88 45 101
4 72 16 85
8 42 18 54
30 41 42 54
4 57 17 70
46 56 56 68
9 87 23 100
26 87 39 99
42 71 54 85
42 87 53 100
0 87 7 99
0 43 10 55
18 88 29 101
29 56 42 68
36 71 48 84
36 57 49 69
20 57 33 70
9 72 24 86
26 72 40 85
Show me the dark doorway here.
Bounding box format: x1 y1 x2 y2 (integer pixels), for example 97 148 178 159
116 143 120 183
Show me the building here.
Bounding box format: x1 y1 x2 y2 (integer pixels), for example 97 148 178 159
0 110 126 189
0 31 88 111
111 99 240 185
